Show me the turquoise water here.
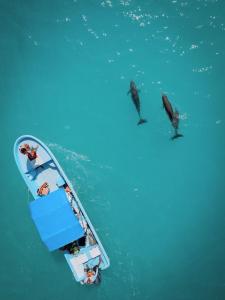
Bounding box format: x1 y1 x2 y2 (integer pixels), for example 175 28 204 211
1 0 225 299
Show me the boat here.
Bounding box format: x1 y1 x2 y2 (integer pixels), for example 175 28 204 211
14 135 110 285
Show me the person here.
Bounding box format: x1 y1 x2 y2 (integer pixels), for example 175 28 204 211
85 269 96 284
83 256 102 285
19 144 38 161
37 182 49 196
63 183 88 231
63 184 75 203
60 241 80 254
86 228 97 246
63 184 79 213
64 184 73 199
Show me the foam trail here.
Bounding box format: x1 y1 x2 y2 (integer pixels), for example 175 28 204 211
48 143 90 178
48 143 90 161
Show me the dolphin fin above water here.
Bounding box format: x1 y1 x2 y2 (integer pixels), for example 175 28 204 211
137 118 147 125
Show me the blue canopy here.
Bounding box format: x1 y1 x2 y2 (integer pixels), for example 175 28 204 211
29 189 84 251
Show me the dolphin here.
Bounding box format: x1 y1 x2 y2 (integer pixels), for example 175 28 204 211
127 80 147 125
162 94 183 140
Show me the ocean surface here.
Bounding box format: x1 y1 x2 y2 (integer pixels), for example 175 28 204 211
1 0 225 299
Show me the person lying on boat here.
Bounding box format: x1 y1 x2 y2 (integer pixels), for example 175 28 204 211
19 144 38 161
83 256 102 285
37 182 50 196
78 213 88 232
63 183 88 231
63 184 73 201
86 228 97 246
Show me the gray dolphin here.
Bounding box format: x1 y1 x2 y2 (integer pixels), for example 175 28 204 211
162 94 183 140
127 80 147 125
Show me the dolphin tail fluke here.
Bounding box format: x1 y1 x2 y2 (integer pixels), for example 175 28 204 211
171 133 183 140
137 118 147 126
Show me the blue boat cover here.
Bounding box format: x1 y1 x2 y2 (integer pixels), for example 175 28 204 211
29 189 84 251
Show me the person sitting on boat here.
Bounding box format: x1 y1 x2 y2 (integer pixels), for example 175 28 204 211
37 182 49 196
83 256 102 285
20 143 43 168
60 241 80 254
85 269 97 285
19 144 38 161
